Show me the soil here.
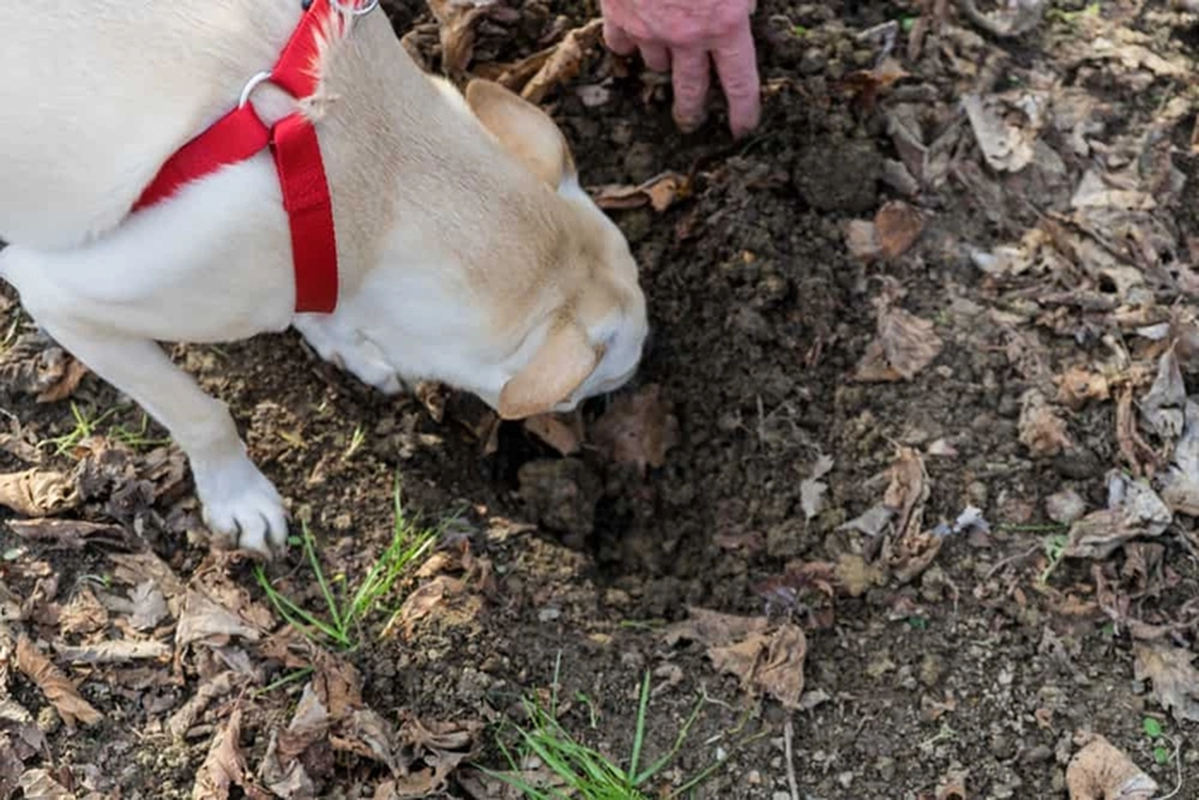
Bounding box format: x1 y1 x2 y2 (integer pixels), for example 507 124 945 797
4 0 1199 798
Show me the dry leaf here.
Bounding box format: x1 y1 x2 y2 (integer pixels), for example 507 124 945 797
962 91 1048 173
874 200 924 259
192 708 248 800
1065 473 1171 560
1141 349 1185 441
1133 642 1199 722
387 575 469 641
663 607 769 648
800 454 834 521
521 19 603 104
36 358 89 403
59 587 108 637
0 468 80 517
666 609 805 710
591 172 688 213
427 0 500 75
1018 389 1072 458
1161 400 1199 515
854 287 943 382
17 768 75 799
176 589 266 648
590 384 680 475
0 333 89 403
524 412 584 456
835 57 909 109
169 671 243 739
1055 366 1111 410
1065 732 1158 799
15 634 102 728
5 518 136 551
845 219 881 261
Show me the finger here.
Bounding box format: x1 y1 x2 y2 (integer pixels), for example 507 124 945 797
639 42 670 73
603 17 637 56
711 22 762 138
669 47 712 133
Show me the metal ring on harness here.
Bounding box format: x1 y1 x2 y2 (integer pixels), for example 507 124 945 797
237 71 274 109
331 0 380 16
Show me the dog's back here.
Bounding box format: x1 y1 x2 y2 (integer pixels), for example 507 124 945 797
0 0 300 247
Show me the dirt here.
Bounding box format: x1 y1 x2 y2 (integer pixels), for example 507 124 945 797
5 0 1199 798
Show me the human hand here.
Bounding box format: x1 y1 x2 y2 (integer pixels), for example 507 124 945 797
599 0 761 138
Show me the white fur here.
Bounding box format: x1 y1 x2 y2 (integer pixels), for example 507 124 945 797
0 1 647 557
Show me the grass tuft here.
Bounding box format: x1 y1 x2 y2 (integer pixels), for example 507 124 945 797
253 477 439 650
482 653 727 800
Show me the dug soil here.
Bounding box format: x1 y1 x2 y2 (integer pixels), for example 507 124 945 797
4 0 1199 798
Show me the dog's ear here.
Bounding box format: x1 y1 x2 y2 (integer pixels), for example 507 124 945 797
464 78 576 188
498 319 600 419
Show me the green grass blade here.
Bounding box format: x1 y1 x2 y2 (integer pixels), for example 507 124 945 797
626 670 652 782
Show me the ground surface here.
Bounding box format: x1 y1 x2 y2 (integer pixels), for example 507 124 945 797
4 0 1199 797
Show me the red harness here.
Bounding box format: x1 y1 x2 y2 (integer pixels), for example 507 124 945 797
130 0 364 313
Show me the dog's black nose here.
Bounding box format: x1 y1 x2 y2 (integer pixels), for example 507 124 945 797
301 0 313 8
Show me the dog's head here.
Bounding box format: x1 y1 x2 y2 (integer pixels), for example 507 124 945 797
333 76 648 417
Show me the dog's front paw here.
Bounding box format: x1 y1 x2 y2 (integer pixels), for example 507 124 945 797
191 453 289 557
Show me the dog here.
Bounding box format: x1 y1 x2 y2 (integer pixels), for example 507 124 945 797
0 0 648 557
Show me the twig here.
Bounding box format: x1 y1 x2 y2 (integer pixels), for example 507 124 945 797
1156 734 1184 800
784 716 800 800
984 543 1042 580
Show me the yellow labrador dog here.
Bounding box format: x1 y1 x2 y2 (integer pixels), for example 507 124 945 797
0 0 648 556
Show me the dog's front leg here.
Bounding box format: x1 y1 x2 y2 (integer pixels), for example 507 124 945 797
36 320 289 555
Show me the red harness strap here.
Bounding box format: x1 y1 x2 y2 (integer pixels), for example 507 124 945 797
131 0 341 313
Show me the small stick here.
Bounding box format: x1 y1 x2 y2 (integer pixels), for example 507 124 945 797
784 716 801 800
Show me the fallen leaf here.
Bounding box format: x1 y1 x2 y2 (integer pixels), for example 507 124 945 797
1065 732 1158 799
1055 366 1111 410
386 575 470 641
835 553 885 597
845 219 881 262
192 708 248 800
854 286 943 382
590 384 680 475
59 586 108 637
426 0 501 75
15 634 102 728
590 172 688 213
1161 400 1199 515
521 19 603 104
663 606 769 648
17 768 74 799
1141 349 1186 441
664 608 805 709
127 581 170 631
800 454 834 521
1065 473 1172 560
0 332 89 403
1134 642 1199 722
874 200 924 259
0 468 80 517
835 57 909 109
168 671 244 739
838 505 894 537
5 519 137 551
36 358 89 404
524 412 584 456
1018 389 1072 458
176 589 266 648
962 91 1049 173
